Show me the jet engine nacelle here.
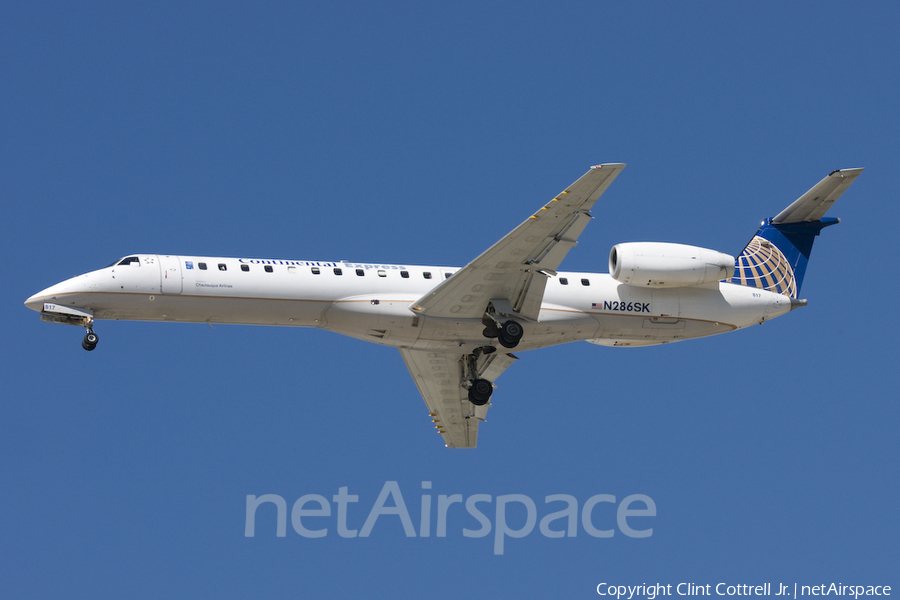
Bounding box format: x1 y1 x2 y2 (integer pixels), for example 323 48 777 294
609 242 735 287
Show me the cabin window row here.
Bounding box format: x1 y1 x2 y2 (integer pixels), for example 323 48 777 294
309 267 448 279
238 264 275 273
195 263 228 271
193 262 275 273
189 261 583 285
193 262 452 279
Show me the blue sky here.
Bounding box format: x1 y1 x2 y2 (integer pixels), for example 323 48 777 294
3 2 898 597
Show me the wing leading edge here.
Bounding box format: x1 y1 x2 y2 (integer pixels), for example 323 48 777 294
410 163 626 321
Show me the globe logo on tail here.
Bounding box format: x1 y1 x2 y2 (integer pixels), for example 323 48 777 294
731 236 797 298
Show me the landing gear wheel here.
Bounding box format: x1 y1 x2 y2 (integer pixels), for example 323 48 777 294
482 324 500 339
498 320 523 349
82 331 98 351
468 378 493 406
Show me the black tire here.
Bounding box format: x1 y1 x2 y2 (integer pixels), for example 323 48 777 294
82 331 98 351
498 320 523 348
468 378 493 406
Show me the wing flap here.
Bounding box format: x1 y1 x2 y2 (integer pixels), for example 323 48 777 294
478 350 518 382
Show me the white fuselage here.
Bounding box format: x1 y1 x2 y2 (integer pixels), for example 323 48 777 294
24 254 794 352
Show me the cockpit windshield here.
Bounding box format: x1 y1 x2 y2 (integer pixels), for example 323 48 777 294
106 256 141 267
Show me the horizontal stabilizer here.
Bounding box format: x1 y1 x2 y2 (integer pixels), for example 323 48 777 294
773 168 864 223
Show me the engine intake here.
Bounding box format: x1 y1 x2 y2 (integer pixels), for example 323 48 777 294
609 242 735 287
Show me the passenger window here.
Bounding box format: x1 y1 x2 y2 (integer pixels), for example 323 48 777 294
423 272 432 279
400 271 409 279
581 278 590 286
311 267 320 274
199 262 207 270
264 265 273 273
356 269 365 276
377 270 387 277
334 268 343 276
241 264 250 272
218 264 227 271
559 277 568 285
288 266 297 274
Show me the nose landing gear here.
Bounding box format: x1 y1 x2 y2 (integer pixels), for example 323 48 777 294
82 320 98 351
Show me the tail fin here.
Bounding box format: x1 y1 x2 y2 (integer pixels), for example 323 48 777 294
731 168 864 298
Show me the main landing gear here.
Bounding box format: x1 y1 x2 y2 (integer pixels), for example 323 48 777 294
482 301 525 349
483 317 524 349
463 347 496 407
468 378 493 406
498 319 523 348
82 320 99 351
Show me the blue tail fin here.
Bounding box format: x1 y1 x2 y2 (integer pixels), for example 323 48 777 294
731 218 839 298
730 168 863 298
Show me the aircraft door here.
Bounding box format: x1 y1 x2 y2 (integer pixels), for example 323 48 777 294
158 255 183 294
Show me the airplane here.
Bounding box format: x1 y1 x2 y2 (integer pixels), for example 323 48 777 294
24 164 864 448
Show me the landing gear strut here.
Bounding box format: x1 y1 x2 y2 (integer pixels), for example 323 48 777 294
82 320 98 351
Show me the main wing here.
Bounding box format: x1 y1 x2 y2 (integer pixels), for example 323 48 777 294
410 163 626 321
400 348 518 448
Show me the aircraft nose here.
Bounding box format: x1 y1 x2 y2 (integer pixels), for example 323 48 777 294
24 283 65 312
24 292 44 312
24 277 83 312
